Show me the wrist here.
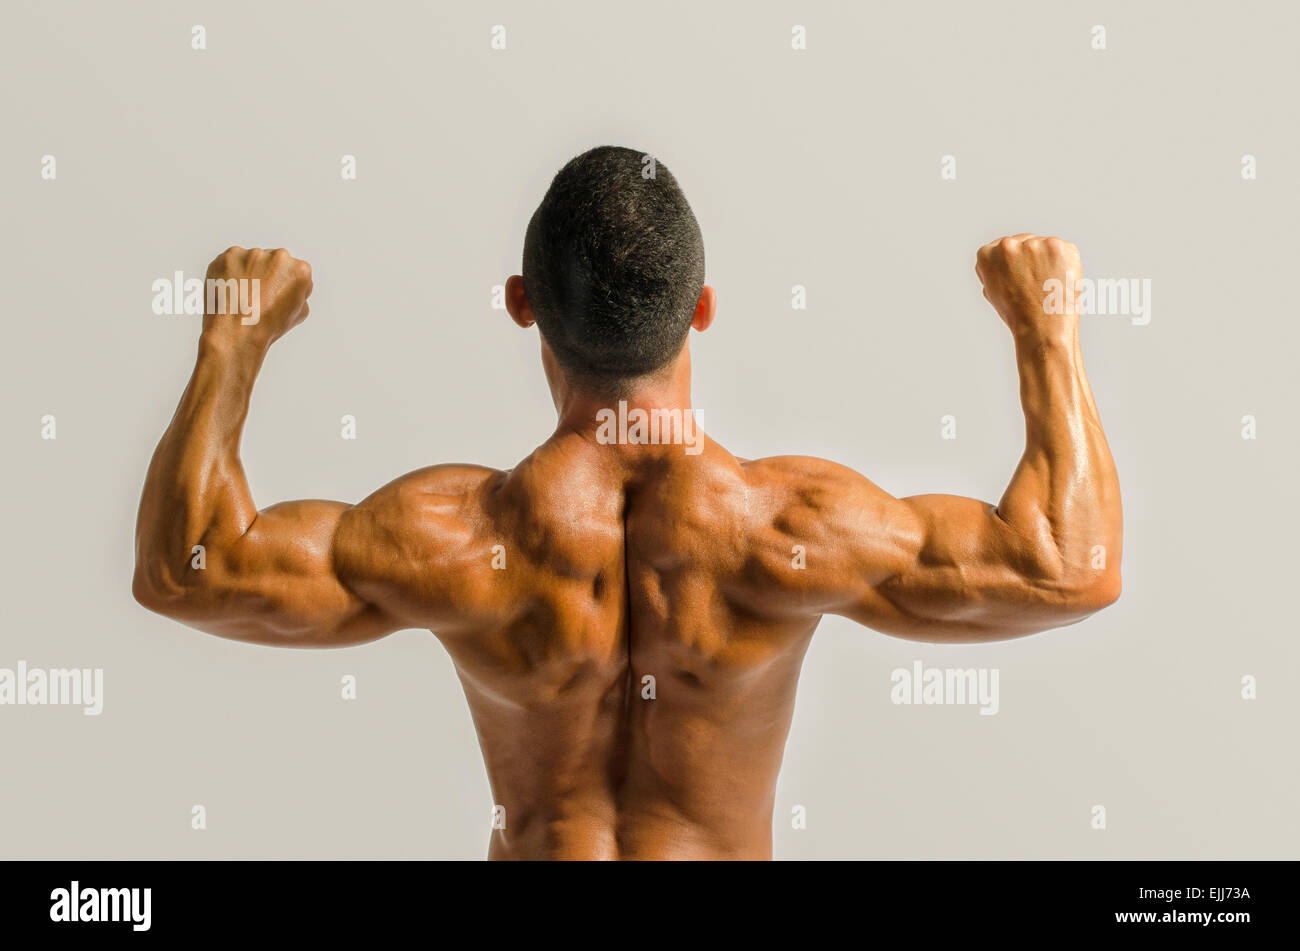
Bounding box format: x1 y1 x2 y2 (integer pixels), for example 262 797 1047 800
199 323 267 353
1011 318 1078 352
1013 332 1079 371
197 329 268 376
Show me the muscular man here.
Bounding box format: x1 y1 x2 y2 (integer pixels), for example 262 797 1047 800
133 146 1122 860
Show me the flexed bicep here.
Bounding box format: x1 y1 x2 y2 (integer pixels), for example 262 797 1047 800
750 456 1117 643
839 491 1110 642
135 498 402 647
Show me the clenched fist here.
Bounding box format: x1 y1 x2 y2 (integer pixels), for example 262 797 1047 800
975 234 1080 341
202 246 313 350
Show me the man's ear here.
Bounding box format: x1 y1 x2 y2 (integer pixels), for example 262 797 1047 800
505 275 534 328
691 285 716 332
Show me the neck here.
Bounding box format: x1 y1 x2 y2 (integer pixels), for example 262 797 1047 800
551 350 702 458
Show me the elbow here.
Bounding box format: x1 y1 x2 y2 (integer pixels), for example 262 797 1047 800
1019 542 1122 623
134 556 255 628
1083 570 1122 613
132 560 194 617
1062 566 1122 619
132 564 173 615
1013 528 1122 620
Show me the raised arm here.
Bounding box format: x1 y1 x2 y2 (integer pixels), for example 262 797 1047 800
764 234 1122 642
131 247 400 647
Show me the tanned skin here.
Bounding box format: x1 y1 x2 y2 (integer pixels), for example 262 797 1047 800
133 235 1122 860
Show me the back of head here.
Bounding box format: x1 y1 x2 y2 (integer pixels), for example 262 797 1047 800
523 146 705 391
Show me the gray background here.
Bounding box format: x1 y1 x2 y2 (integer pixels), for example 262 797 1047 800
1 0 1295 859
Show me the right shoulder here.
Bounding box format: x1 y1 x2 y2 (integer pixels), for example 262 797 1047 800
343 464 504 538
333 464 507 628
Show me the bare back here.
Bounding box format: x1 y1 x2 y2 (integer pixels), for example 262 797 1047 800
335 433 834 859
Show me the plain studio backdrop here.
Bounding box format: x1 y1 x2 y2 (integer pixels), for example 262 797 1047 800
1 0 1296 859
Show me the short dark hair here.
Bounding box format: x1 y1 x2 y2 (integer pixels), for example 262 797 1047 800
523 146 705 388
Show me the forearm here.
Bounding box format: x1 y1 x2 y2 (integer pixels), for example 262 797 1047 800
133 335 267 599
997 324 1122 595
